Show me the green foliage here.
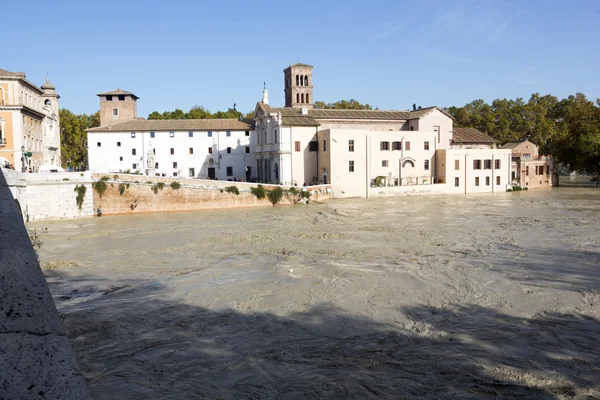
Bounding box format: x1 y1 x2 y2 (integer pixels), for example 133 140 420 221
62 178 70 181
124 169 131 174
374 176 386 187
92 180 107 197
74 185 86 210
250 185 266 199
170 181 181 190
59 109 99 169
113 174 119 179
151 182 166 194
118 183 126 195
148 104 245 120
267 187 284 206
225 186 240 195
145 181 152 184
100 176 110 182
285 187 312 204
314 99 375 110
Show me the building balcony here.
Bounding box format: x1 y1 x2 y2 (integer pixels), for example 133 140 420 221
370 175 442 187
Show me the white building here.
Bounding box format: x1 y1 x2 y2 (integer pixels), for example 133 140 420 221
252 63 512 197
87 91 256 180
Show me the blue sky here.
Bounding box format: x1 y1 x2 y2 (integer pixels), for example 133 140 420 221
3 0 599 116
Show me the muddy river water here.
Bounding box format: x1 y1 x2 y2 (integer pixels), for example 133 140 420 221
32 188 600 399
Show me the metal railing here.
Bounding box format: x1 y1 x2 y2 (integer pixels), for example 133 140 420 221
370 176 443 187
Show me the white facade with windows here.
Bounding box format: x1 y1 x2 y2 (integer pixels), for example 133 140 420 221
87 121 256 180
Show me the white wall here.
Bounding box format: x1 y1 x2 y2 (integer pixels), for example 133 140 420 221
441 149 513 194
88 129 256 181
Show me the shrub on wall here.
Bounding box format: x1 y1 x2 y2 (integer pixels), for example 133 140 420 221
170 181 181 190
250 185 266 200
225 186 240 195
101 176 110 182
118 183 127 196
285 187 311 204
267 187 284 206
151 182 166 194
92 180 107 197
74 185 86 210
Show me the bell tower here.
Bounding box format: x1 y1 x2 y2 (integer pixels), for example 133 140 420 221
284 63 313 108
97 88 139 126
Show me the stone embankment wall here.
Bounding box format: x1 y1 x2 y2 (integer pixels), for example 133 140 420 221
2 169 94 221
91 173 331 215
0 170 90 399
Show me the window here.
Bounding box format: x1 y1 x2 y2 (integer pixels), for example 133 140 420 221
455 177 460 187
169 131 174 138
226 166 233 176
496 176 501 185
424 141 429 150
526 166 529 176
106 95 113 101
119 157 123 161
405 141 411 151
323 140 326 152
434 125 440 143
484 159 492 169
118 95 125 101
113 109 118 116
309 141 318 152
245 146 250 154
245 130 250 136
301 93 304 103
475 177 480 186
495 159 501 169
97 142 101 147
173 162 177 168
173 172 178 177
117 142 121 147
226 131 231 137
131 132 136 138
189 168 195 177
132 163 137 169
306 94 310 103
295 141 301 152
274 130 278 143
455 159 460 170
349 161 354 172
424 160 429 170
132 149 136 155
150 132 155 138
473 160 482 170
297 93 300 103
208 147 213 154
208 131 212 137
170 148 174 155
189 148 194 155
410 126 414 131
392 141 401 151
486 176 490 186
348 140 354 152
382 160 388 167
227 147 232 154
546 165 550 175
189 131 194 137
380 141 390 151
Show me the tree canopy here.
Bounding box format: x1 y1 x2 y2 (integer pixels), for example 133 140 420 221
59 109 99 169
148 105 245 120
314 99 375 110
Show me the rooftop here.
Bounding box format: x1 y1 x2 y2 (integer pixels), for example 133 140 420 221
501 140 536 149
0 68 26 78
452 127 498 144
97 88 139 100
87 118 253 132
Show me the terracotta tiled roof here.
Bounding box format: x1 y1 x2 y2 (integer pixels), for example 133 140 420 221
453 127 497 143
408 106 455 120
87 119 253 132
285 63 314 69
501 140 534 149
0 68 26 78
96 88 139 100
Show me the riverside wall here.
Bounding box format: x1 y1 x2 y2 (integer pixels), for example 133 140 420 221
91 173 332 215
0 170 90 399
1 169 94 221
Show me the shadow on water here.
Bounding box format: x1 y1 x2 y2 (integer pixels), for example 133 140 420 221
45 270 600 400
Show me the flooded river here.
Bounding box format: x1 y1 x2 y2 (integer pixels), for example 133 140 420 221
32 188 600 399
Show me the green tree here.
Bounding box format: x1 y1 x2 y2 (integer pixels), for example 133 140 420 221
148 111 165 120
187 105 211 119
59 109 99 169
314 99 374 110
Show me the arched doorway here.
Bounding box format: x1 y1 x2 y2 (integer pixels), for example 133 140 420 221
400 158 416 186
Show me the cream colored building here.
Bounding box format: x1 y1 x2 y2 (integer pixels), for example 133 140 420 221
0 68 61 171
253 63 512 197
502 140 554 189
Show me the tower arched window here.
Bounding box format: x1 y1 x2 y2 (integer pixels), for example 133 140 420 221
297 93 300 103
296 75 300 86
301 93 304 103
306 94 309 103
304 75 308 86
